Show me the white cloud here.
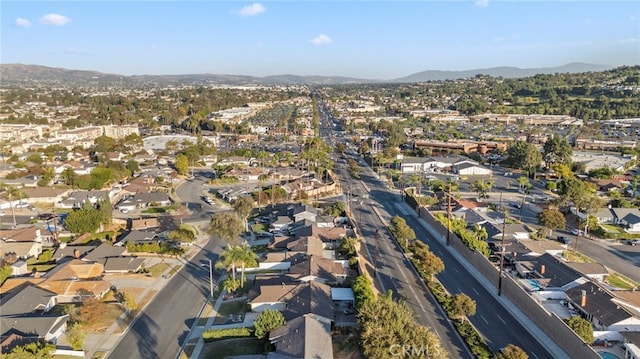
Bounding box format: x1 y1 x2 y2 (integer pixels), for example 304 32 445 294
14 17 31 28
238 3 266 17
619 38 638 44
492 36 504 43
475 0 489 8
39 13 71 26
310 34 333 45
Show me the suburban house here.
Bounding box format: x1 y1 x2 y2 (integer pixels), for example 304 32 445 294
399 157 438 174
565 282 640 332
593 208 640 233
21 187 72 205
268 315 334 359
115 192 172 211
216 156 253 167
0 259 110 303
287 254 347 284
247 276 334 323
0 240 42 260
58 190 110 209
289 204 318 223
514 253 584 291
0 284 69 353
118 230 161 246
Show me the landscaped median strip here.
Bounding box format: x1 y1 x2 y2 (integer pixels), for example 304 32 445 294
387 216 494 359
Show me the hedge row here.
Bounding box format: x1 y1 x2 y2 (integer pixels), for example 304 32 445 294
202 327 253 342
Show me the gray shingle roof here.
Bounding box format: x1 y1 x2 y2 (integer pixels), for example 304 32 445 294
269 315 333 359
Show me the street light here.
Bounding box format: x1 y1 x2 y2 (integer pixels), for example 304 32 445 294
201 259 214 301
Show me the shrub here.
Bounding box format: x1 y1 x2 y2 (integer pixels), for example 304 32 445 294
202 327 253 342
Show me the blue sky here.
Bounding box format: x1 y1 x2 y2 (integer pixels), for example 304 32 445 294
2 1 639 79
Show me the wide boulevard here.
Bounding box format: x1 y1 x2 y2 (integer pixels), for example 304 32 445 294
319 100 564 358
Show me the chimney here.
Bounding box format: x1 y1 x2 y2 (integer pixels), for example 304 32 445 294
580 290 587 307
73 249 80 259
540 265 546 275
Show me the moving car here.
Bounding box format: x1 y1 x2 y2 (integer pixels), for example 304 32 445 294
557 236 572 245
627 239 639 246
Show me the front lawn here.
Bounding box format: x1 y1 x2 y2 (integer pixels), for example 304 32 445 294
142 205 177 214
198 338 263 359
606 272 640 290
251 223 267 233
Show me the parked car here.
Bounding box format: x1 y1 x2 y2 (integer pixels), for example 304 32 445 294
571 228 584 236
627 239 640 246
557 236 572 245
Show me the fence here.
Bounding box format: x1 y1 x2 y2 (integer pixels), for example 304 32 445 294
412 201 600 359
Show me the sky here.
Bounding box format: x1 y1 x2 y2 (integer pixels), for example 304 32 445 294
1 1 639 79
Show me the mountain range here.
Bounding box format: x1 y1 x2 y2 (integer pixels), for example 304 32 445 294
0 62 614 86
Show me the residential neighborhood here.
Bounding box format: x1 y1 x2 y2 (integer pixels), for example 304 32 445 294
0 63 639 359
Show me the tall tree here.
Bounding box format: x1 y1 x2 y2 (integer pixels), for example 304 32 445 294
174 153 190 176
232 196 254 231
358 293 446 359
565 315 594 344
537 208 566 237
253 309 286 340
449 293 477 322
506 141 542 178
207 212 243 244
543 137 573 167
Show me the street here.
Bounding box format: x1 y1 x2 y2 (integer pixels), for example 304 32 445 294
107 177 225 359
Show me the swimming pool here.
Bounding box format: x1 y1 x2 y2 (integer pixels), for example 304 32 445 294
598 351 620 359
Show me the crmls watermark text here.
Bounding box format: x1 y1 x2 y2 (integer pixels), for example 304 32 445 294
389 344 430 357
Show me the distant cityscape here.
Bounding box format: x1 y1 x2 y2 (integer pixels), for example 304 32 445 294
0 64 639 359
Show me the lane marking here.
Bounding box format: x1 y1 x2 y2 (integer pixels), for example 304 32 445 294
480 315 489 324
497 314 506 324
472 287 480 295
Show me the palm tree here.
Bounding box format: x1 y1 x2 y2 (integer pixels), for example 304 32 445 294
215 246 240 283
235 243 258 287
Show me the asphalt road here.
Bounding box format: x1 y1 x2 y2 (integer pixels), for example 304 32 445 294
570 233 640 283
342 167 472 358
107 177 224 359
352 161 558 358
318 98 559 358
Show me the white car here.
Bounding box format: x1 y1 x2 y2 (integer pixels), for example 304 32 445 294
571 228 584 236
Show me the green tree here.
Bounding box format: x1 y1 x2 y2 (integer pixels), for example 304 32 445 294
220 276 241 293
338 236 358 258
389 215 416 248
175 153 190 176
419 250 445 280
64 206 102 234
232 196 254 231
67 322 86 351
449 293 476 321
496 344 529 359
358 293 446 359
167 224 197 244
506 141 542 177
208 212 243 244
352 275 375 309
253 309 286 340
543 137 573 167
4 342 55 359
565 315 594 344
537 208 566 237
470 179 494 199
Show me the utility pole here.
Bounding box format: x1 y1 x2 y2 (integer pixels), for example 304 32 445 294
498 192 507 296
446 181 452 246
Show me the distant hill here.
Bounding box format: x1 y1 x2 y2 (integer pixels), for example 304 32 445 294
0 62 616 86
0 64 374 86
391 63 614 83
